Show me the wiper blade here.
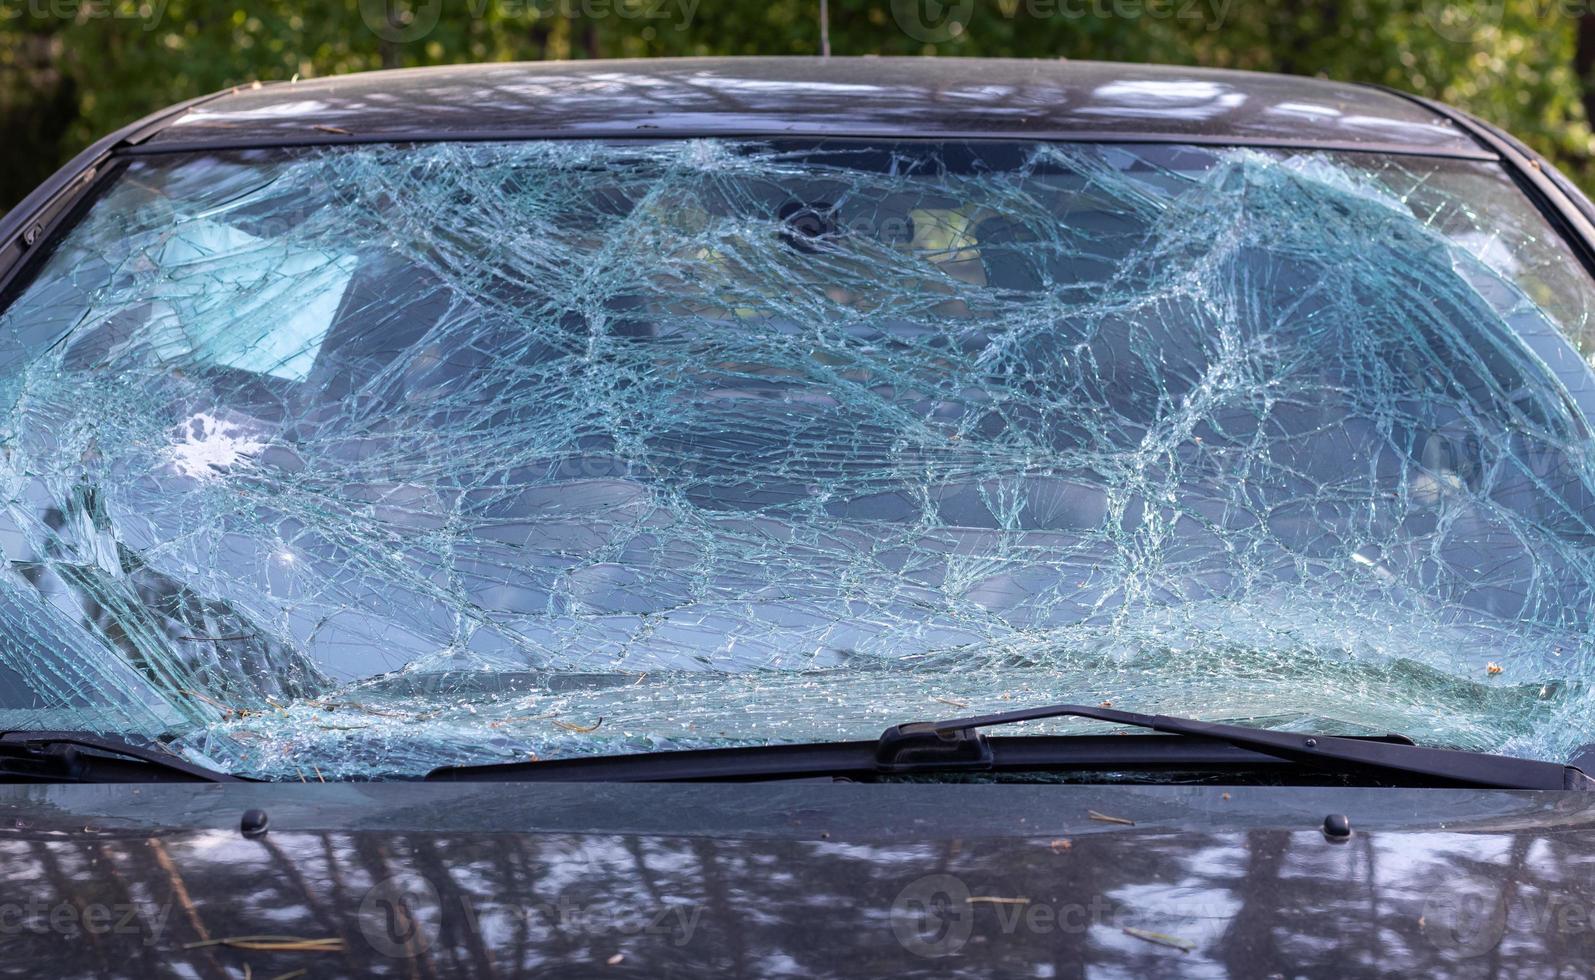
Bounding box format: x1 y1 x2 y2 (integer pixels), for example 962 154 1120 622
0 731 239 783
879 702 1592 791
427 702 1593 790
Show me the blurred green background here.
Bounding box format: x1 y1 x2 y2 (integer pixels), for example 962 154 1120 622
2 0 1591 209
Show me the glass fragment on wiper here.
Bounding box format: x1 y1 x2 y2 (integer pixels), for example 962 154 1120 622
1 139 1595 779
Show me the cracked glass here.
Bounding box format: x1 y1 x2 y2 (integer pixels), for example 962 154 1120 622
3 139 1595 778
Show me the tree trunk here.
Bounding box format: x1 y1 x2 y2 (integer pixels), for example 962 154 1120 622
1576 11 1595 132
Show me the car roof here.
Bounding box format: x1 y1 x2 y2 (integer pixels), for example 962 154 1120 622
141 57 1483 157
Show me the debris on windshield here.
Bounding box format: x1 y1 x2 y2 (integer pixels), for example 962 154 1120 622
0 137 1594 777
1488 662 1504 675
1122 927 1197 953
183 935 344 953
1088 811 1136 826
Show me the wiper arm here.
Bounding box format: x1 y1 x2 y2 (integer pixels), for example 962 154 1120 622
428 702 1593 789
879 703 1592 791
0 731 239 783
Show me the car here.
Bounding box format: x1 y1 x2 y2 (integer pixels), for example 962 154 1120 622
2 56 1595 977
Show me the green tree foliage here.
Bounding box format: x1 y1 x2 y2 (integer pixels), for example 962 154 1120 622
2 0 1593 208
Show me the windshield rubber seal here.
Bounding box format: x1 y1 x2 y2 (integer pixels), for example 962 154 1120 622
116 130 1500 161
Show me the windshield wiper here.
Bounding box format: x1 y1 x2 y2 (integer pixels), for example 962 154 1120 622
426 701 1594 790
877 702 1592 790
0 731 239 783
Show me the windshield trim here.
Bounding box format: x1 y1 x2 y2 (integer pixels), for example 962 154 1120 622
119 130 1501 162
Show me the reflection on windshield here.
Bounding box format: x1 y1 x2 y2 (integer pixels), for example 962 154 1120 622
1 140 1595 777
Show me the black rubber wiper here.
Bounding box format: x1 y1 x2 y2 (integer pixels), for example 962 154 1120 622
427 702 1593 790
0 731 239 783
877 703 1593 790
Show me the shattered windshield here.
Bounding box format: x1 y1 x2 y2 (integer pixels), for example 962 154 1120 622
3 138 1595 779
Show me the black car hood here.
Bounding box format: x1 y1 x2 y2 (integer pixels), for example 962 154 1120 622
3 781 1591 977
